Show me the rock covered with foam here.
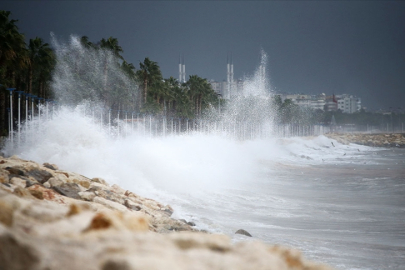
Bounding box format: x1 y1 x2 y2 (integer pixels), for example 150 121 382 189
0 156 332 270
326 133 405 147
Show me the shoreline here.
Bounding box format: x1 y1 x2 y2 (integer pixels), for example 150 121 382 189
0 155 332 270
324 132 405 148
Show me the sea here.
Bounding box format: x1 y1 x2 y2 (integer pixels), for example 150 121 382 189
3 107 404 270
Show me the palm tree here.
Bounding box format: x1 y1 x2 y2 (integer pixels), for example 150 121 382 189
99 37 124 59
185 75 216 116
0 10 27 135
0 11 26 70
99 37 124 103
121 60 136 79
27 37 54 96
80 36 96 50
37 48 55 98
136 57 162 110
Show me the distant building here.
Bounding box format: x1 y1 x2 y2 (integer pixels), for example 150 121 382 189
324 95 338 111
279 93 361 113
336 94 361 113
279 93 326 111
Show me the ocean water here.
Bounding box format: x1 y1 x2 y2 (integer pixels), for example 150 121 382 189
3 109 405 270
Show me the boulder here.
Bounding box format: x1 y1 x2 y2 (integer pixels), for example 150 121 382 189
235 229 252 237
43 162 58 170
5 166 25 177
10 177 26 189
0 171 9 184
124 199 141 211
52 183 82 200
92 177 109 186
28 185 68 204
48 177 64 187
0 232 41 270
0 200 14 227
78 191 96 201
93 197 128 213
26 168 53 184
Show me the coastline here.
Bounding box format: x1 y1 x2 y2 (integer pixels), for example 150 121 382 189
324 132 405 148
0 155 332 270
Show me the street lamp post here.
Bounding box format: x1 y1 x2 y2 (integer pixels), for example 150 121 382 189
24 93 30 123
31 95 37 121
37 97 44 123
15 91 24 144
217 93 222 115
6 88 16 145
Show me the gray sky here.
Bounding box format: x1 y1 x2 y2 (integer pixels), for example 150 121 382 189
3 1 405 110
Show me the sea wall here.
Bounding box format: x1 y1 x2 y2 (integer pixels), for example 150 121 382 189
325 133 405 148
0 156 332 270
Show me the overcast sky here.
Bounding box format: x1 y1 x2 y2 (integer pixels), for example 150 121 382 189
3 1 404 110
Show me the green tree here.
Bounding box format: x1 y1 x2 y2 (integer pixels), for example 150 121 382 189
0 10 27 135
186 75 216 116
99 37 124 102
136 57 163 110
27 37 54 96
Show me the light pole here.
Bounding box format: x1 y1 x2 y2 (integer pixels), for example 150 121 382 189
45 99 50 121
37 97 44 123
31 95 37 121
15 90 24 144
217 93 222 115
24 93 30 122
6 88 16 145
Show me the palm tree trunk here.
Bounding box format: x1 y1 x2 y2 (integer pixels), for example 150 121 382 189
199 95 202 116
104 61 108 102
39 81 44 98
143 78 147 106
28 67 33 94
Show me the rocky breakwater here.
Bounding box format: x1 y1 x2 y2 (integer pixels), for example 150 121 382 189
0 156 332 270
326 133 405 148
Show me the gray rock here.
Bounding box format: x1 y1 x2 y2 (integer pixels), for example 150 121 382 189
52 183 81 199
124 199 141 211
43 162 58 170
88 187 125 205
235 229 252 237
187 221 196 226
5 166 25 176
162 207 174 217
25 178 38 187
27 169 53 184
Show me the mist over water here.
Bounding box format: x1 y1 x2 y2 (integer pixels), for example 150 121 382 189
2 37 405 270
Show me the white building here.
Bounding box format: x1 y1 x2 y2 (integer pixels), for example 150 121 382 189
279 93 361 113
336 94 361 113
280 93 326 111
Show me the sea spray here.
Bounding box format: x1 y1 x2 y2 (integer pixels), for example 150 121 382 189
2 34 403 270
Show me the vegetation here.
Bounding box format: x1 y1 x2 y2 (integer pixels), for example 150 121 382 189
1 11 56 135
1 10 403 136
0 10 221 136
